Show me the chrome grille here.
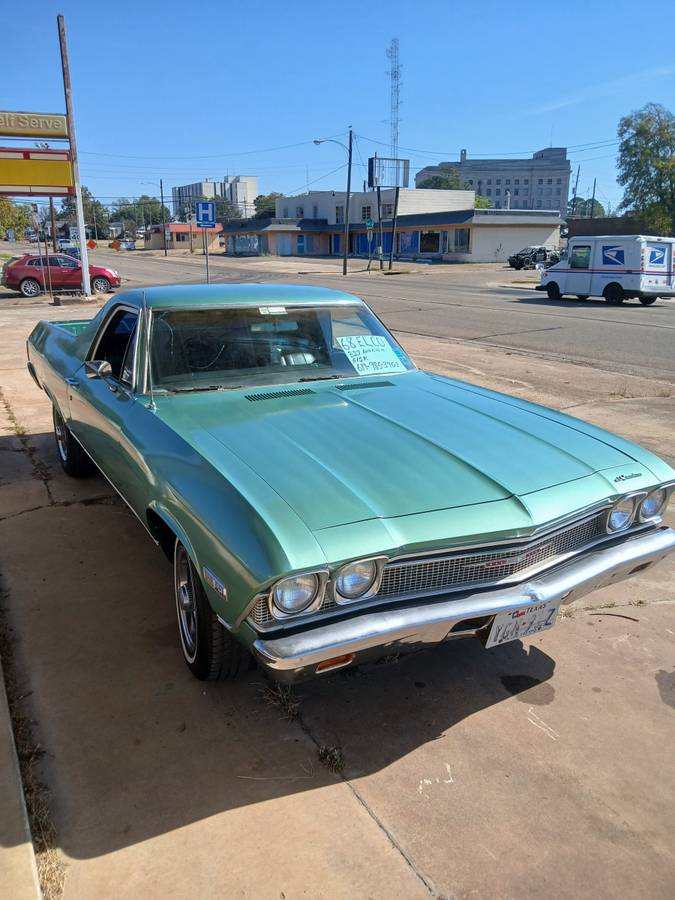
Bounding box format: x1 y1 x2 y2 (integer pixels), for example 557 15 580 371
249 592 337 628
379 513 607 599
248 511 608 629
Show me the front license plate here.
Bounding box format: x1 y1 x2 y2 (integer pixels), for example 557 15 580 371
485 599 561 648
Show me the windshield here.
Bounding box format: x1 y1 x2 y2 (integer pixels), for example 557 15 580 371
150 303 415 391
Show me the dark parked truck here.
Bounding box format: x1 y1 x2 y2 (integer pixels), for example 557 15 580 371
26 283 675 684
508 246 560 270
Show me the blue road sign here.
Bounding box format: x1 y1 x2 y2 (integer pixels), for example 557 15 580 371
195 200 216 229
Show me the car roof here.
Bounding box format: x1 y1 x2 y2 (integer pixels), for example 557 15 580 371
109 283 363 310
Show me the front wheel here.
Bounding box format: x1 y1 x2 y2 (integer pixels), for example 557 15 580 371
91 276 111 294
19 278 42 297
52 406 95 477
603 283 624 305
546 282 561 300
639 296 657 306
174 541 251 681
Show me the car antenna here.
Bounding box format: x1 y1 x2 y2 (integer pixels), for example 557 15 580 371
143 290 156 411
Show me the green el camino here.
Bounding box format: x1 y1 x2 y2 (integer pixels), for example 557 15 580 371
26 284 675 683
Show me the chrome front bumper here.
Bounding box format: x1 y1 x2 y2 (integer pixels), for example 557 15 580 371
253 527 675 683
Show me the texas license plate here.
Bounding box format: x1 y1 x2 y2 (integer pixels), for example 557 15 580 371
485 599 561 648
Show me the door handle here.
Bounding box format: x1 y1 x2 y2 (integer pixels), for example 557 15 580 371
65 377 79 388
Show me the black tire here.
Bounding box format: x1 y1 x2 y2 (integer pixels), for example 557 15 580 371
639 296 657 306
174 541 251 681
52 406 95 477
19 278 42 298
603 283 624 305
512 260 523 270
546 282 561 300
91 276 111 294
576 295 589 300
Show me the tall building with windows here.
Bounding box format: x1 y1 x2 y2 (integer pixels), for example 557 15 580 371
171 176 258 218
415 148 571 216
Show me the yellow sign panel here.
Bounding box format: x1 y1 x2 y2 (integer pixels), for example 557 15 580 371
0 110 68 139
0 148 73 196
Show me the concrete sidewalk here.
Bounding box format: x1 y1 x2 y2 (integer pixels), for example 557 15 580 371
0 284 674 899
0 661 41 900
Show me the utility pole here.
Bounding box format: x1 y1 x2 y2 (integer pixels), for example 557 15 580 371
376 185 384 269
589 178 597 220
570 165 580 216
388 186 400 271
160 178 167 256
342 127 353 276
57 15 90 296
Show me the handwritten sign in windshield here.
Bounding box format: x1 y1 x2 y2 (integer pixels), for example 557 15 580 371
337 335 407 376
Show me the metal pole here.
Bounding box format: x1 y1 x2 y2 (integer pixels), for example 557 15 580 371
589 178 597 220
160 178 167 256
388 186 400 271
376 185 384 270
57 15 90 296
342 127 353 276
571 165 580 216
49 197 58 252
203 229 210 283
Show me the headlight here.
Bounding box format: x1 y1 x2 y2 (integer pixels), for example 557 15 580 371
335 559 378 600
607 497 636 532
272 573 319 615
639 488 668 522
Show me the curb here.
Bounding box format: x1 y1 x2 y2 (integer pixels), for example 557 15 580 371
0 657 42 899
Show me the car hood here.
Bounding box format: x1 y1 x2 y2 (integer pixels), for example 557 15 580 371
154 372 658 532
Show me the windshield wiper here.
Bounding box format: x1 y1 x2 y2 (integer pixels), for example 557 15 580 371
170 384 244 393
297 374 343 383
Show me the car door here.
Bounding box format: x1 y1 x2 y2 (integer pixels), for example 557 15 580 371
567 243 592 294
54 254 83 289
67 305 150 515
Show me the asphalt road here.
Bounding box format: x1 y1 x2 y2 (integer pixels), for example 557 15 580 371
87 247 675 383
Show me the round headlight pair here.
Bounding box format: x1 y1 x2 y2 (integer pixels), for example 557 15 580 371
272 573 320 616
607 496 637 532
335 559 378 601
639 488 668 522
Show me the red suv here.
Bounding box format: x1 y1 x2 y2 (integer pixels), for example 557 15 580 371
1 254 121 297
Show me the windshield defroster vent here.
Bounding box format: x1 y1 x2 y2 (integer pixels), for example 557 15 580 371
246 388 315 402
336 380 394 392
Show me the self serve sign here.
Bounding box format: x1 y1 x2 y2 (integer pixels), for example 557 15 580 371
602 245 625 265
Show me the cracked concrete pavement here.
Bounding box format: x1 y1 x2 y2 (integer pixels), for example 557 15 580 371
1 260 675 899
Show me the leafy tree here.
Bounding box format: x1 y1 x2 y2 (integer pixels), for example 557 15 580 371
418 165 462 191
474 195 492 208
59 186 111 238
110 195 171 236
617 102 675 234
254 192 283 218
567 197 605 218
214 196 242 222
0 197 31 238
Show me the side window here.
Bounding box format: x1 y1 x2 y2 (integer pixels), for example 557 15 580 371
94 309 139 381
58 256 79 268
47 256 63 267
569 245 591 269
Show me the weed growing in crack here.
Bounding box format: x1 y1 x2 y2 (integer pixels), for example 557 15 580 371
318 745 344 774
260 682 299 720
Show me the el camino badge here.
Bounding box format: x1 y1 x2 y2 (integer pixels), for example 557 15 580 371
614 472 642 483
203 567 227 599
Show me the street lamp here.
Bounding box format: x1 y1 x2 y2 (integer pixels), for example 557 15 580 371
141 179 168 256
313 128 353 276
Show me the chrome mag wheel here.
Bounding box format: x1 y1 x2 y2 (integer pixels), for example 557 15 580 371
175 544 198 663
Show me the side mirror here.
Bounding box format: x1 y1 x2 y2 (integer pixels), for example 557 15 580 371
85 359 112 379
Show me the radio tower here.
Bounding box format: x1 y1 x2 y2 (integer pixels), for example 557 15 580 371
386 38 401 161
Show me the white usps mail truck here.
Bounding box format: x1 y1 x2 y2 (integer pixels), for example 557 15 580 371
537 235 675 305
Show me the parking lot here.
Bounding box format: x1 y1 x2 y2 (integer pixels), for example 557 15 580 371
1 251 675 899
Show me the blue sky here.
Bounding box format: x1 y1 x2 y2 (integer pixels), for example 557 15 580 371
4 0 674 214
